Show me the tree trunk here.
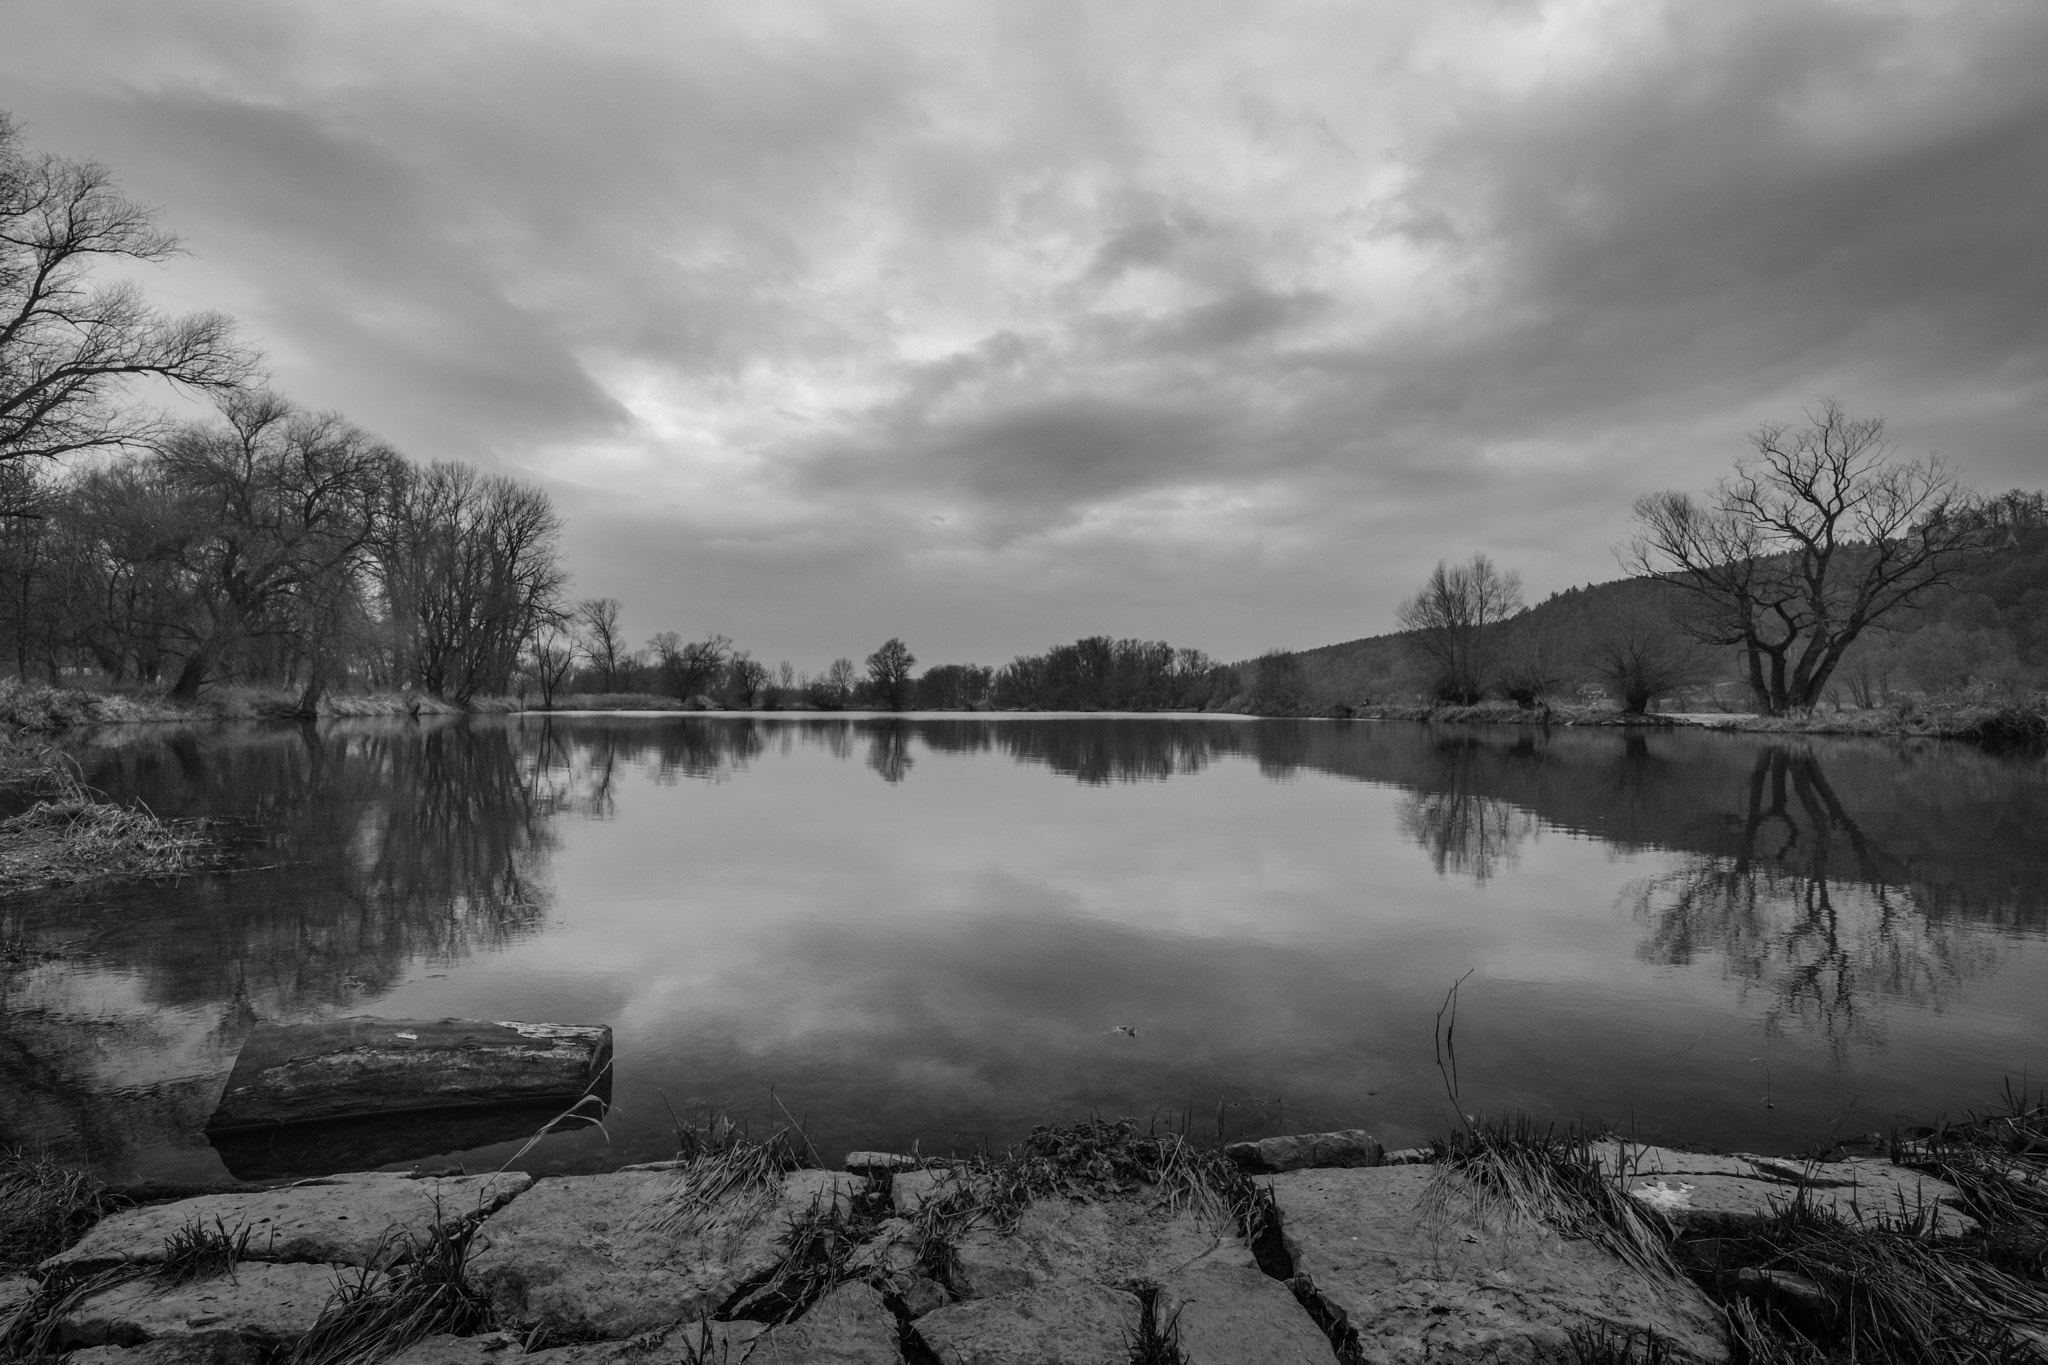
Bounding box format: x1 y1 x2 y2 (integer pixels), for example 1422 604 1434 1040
169 645 210 701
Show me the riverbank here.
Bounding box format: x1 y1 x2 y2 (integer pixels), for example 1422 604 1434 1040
7 677 2043 752
0 741 213 898
0 683 520 733
3 1096 2042 1364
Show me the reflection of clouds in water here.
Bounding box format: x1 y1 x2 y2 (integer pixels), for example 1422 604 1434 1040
1623 745 2004 1052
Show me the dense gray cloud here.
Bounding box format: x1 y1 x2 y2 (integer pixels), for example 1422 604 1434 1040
3 0 2044 666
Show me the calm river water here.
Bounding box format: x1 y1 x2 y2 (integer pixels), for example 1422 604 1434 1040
3 714 2045 1185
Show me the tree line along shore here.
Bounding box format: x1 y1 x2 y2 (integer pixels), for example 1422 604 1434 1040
6 113 2048 749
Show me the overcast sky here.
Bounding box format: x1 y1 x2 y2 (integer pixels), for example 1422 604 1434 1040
4 0 2045 669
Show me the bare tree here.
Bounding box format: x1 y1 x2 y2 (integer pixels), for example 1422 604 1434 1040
382 461 568 703
575 597 627 691
1395 554 1524 703
152 391 398 705
1589 609 1702 714
725 651 769 708
866 637 916 710
1 115 251 504
522 627 578 708
1623 400 1981 715
648 631 730 701
821 656 858 708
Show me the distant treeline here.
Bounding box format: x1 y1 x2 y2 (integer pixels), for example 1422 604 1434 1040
542 630 1238 713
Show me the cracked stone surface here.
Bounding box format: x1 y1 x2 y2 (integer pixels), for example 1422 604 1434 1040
1272 1166 1729 1365
61 1261 371 1350
1156 1261 1338 1365
1587 1143 1975 1236
914 1283 1141 1365
950 1198 1253 1299
44 1172 532 1272
466 1167 861 1340
749 1281 901 1364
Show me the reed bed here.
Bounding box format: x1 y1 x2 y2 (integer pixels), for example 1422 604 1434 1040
0 739 213 895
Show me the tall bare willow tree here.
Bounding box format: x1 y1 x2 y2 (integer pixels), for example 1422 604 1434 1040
1396 554 1524 703
0 113 250 509
1624 400 1981 715
383 462 567 702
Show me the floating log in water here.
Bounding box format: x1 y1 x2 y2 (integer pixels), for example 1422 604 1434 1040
206 1017 613 1135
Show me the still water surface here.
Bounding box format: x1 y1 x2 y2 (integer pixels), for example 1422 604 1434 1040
3 715 2044 1185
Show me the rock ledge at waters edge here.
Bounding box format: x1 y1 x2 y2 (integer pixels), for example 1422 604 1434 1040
11 1129 1985 1365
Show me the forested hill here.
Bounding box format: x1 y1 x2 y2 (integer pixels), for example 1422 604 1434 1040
1283 489 2048 706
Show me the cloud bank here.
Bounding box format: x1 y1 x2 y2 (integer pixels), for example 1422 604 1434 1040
5 0 2045 665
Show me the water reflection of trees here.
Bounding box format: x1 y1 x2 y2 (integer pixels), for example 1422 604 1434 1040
0 716 587 1169
1624 745 1996 1049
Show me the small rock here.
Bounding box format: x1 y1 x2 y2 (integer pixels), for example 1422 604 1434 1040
892 1168 981 1216
896 1273 950 1318
1156 1262 1337 1365
844 1151 919 1173
1225 1130 1383 1173
1381 1147 1434 1166
44 1171 532 1272
1270 1165 1728 1364
752 1281 900 1364
915 1283 1141 1365
467 1167 861 1340
62 1262 371 1350
65 1330 258 1365
951 1199 1252 1299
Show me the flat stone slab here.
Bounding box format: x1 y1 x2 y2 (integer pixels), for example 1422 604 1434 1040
1226 1130 1384 1174
466 1166 861 1340
1157 1261 1337 1365
1271 1166 1728 1364
45 1171 532 1272
750 1280 901 1363
62 1261 371 1350
1589 1143 1975 1236
67 1331 259 1365
951 1198 1253 1299
915 1283 1141 1365
388 1321 769 1364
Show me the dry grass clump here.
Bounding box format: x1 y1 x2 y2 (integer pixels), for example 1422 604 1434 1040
288 1210 493 1365
1429 1116 1684 1288
160 1216 256 1284
1695 1199 2048 1365
0 740 213 895
1898 1082 2048 1280
0 1148 114 1270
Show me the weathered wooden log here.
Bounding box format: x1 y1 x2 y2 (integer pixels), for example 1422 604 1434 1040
206 1017 613 1134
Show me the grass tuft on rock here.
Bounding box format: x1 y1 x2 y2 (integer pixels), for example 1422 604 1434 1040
1429 1115 1685 1289
288 1206 493 1365
159 1216 255 1284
